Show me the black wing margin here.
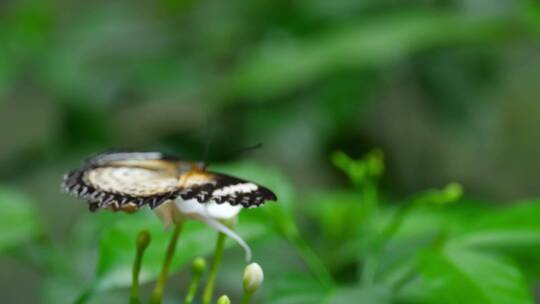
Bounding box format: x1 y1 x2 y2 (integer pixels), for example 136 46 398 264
178 172 277 208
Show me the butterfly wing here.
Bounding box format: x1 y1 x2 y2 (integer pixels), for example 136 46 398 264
62 152 182 211
178 171 277 207
63 151 277 211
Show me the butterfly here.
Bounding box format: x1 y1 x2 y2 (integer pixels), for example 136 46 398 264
62 151 277 212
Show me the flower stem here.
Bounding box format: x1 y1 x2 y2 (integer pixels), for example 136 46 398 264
150 221 184 304
130 230 151 304
184 274 201 304
241 291 253 304
184 258 206 304
202 232 227 304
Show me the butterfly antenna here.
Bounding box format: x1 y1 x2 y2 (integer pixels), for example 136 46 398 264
202 143 263 171
200 110 215 170
230 143 263 156
225 143 263 160
201 134 213 167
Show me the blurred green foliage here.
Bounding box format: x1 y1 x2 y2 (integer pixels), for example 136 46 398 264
0 187 42 252
2 0 540 303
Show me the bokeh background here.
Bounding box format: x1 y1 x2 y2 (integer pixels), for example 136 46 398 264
1 0 540 303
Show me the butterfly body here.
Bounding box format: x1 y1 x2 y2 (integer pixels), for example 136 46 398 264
62 152 277 212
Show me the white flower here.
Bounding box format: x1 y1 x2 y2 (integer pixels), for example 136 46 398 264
153 198 251 261
176 198 242 220
243 262 264 293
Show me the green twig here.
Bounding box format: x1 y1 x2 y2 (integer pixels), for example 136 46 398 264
202 232 227 304
241 292 253 304
130 230 151 304
150 221 184 304
185 257 206 304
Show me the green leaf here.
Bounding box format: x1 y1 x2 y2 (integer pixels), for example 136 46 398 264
268 272 390 304
449 201 540 257
418 247 532 304
268 272 331 304
304 190 370 242
0 186 41 252
326 286 391 304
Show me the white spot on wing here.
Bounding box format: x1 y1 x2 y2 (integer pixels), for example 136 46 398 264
212 183 258 197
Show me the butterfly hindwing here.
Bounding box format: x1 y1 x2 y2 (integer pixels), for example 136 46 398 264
178 171 277 208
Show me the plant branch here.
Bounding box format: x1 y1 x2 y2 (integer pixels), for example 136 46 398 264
202 232 227 304
150 221 184 304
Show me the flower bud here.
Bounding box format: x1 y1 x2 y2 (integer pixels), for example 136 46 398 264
216 295 231 304
136 230 151 251
243 262 264 293
192 257 206 275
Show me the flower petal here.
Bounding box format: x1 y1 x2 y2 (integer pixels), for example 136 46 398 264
175 198 241 220
197 214 252 262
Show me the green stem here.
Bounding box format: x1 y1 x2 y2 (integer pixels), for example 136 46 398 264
185 266 204 304
202 232 227 304
130 230 151 304
241 291 253 304
184 277 201 304
130 250 143 303
150 221 184 304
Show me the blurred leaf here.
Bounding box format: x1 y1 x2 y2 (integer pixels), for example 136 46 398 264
42 273 89 304
525 3 540 33
304 190 369 242
0 0 53 99
93 209 269 292
0 186 41 252
449 201 540 257
326 286 391 304
0 61 14 100
268 272 390 304
42 212 130 304
302 190 371 269
227 12 514 98
268 272 332 304
418 247 532 304
375 203 488 287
